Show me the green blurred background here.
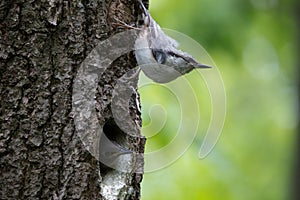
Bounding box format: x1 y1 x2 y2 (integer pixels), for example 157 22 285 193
138 0 298 199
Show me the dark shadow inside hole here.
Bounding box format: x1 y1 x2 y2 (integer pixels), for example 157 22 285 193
102 118 127 145
99 118 131 173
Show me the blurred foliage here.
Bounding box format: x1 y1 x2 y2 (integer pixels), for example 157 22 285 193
139 0 298 200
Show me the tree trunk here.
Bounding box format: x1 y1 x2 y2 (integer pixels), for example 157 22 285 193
0 0 146 199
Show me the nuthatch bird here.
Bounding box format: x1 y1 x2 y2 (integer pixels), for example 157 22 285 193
134 0 211 83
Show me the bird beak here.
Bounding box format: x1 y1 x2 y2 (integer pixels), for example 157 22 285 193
196 63 212 68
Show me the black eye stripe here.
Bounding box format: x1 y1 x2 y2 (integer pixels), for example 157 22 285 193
168 51 191 64
152 49 166 64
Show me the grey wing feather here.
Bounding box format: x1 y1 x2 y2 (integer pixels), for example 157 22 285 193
147 15 179 50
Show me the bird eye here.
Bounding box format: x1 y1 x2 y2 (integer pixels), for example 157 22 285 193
152 49 166 64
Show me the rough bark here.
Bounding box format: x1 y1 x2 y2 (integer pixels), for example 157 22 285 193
0 0 146 199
